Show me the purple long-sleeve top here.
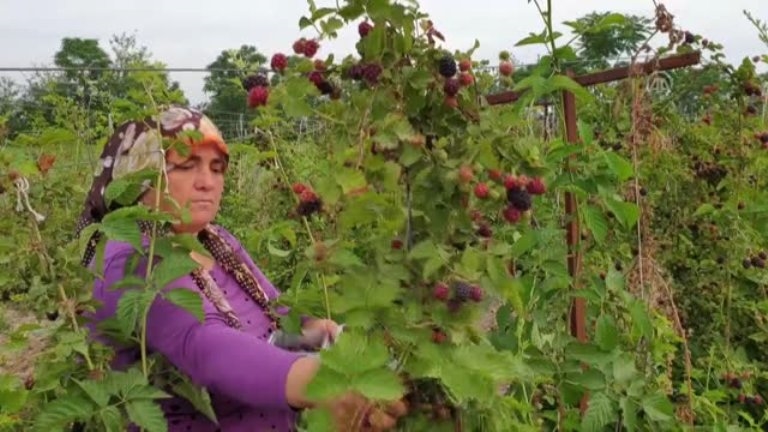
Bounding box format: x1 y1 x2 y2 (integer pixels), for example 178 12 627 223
85 226 305 431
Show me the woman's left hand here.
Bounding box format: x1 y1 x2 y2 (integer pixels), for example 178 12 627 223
302 318 341 344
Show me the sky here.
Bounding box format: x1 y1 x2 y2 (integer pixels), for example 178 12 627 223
2 0 767 104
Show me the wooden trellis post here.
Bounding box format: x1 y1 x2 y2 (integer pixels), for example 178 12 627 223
482 51 701 411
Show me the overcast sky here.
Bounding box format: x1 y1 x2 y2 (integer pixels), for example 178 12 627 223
2 0 767 104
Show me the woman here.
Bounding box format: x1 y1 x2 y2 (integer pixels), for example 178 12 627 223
75 106 405 431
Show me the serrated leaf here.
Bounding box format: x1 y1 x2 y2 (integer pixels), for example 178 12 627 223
580 392 615 432
603 152 634 181
164 288 204 323
583 205 608 244
33 396 93 432
549 75 593 102
126 400 167 432
352 369 405 401
595 315 619 352
152 250 199 289
510 230 537 257
613 353 638 385
641 393 674 422
604 197 639 229
171 379 218 424
335 169 367 194
305 367 350 401
620 397 639 432
100 406 124 432
73 379 111 407
100 210 144 253
629 300 653 340
116 290 155 338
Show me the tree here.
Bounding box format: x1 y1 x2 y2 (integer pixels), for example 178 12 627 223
563 12 653 71
202 45 266 130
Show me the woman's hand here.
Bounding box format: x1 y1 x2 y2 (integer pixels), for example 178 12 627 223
326 392 409 431
302 318 341 345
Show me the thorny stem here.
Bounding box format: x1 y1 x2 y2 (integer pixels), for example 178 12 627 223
265 129 333 320
532 0 559 72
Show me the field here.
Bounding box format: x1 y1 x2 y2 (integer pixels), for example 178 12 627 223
2 1 768 431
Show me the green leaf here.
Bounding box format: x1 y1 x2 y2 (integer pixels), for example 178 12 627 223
164 288 204 323
126 400 167 432
549 75 593 102
352 369 405 401
641 393 674 422
612 353 638 385
628 300 653 340
604 197 639 229
305 367 350 401
569 368 606 391
509 230 537 257
101 210 144 252
152 249 199 289
580 392 615 432
73 379 111 407
170 379 217 424
335 169 367 194
298 16 313 29
115 289 157 338
33 396 93 432
620 397 639 432
267 242 292 258
515 30 548 46
595 315 619 352
100 406 124 432
583 205 608 244
603 152 634 181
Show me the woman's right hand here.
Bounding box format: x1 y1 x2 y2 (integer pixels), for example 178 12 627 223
326 391 409 431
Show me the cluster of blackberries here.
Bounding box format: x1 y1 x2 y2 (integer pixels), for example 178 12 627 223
432 280 484 312
345 62 383 85
292 183 323 217
742 251 767 269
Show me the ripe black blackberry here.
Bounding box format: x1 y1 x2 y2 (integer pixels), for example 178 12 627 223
507 187 532 211
438 54 457 78
297 198 323 217
242 74 269 91
316 80 334 95
476 224 492 238
452 281 472 302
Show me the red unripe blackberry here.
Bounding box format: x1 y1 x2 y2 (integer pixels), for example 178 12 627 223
247 86 269 108
474 182 489 199
488 169 502 182
292 38 307 55
503 175 518 189
308 71 324 86
433 283 450 301
459 59 471 72
391 239 403 250
292 183 307 194
358 21 373 37
270 53 288 72
469 285 484 302
459 72 474 87
503 206 522 223
303 39 320 58
443 78 460 96
431 329 447 344
526 177 546 195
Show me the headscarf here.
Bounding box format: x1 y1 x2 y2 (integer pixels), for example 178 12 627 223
76 106 281 331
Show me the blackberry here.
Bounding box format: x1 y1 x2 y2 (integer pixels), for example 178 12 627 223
242 74 269 91
684 31 695 44
507 187 532 211
316 80 334 95
743 258 751 269
751 256 766 268
452 281 472 301
469 286 484 302
760 251 767 260
443 78 460 96
438 54 457 78
362 63 383 85
297 198 323 217
476 224 492 238
347 64 364 81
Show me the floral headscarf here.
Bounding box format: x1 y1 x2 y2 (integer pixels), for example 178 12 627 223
76 106 281 332
75 106 228 244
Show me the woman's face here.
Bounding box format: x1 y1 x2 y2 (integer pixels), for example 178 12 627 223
144 144 227 233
